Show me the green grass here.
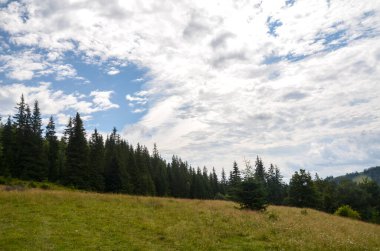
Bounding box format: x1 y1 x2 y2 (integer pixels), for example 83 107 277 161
1 187 380 250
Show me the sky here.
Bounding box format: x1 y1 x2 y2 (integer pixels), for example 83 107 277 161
0 0 379 179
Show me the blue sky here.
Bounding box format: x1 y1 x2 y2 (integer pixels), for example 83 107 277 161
0 0 379 179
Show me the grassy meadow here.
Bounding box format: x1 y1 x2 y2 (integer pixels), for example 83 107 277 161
1 186 380 251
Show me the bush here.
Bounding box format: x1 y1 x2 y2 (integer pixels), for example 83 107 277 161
266 211 279 221
334 205 361 220
214 193 227 200
301 209 308 215
0 176 7 185
40 183 51 190
28 182 37 188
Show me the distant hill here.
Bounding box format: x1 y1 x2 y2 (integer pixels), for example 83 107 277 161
334 166 380 184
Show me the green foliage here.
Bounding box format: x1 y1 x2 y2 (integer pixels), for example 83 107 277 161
234 177 267 211
288 169 318 208
334 205 361 220
1 96 379 225
334 166 380 185
40 183 51 190
0 176 7 184
45 116 59 182
65 113 90 189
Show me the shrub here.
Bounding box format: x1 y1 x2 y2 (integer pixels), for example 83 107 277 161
266 211 279 221
40 183 51 190
334 205 361 220
0 176 7 185
214 193 227 200
28 182 37 188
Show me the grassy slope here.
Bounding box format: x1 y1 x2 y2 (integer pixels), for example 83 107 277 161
1 188 380 251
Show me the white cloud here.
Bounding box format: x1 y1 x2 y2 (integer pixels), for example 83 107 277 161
107 67 120 75
0 82 119 127
132 108 146 114
0 0 379 177
0 50 78 81
90 90 119 111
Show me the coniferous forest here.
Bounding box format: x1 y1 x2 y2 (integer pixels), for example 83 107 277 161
0 96 379 224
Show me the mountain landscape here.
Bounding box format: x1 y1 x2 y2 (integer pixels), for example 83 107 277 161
1 0 380 250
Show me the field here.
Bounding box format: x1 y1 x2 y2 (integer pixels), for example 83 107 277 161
1 186 380 251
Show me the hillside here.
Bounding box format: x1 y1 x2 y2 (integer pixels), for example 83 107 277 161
1 186 380 250
334 166 380 185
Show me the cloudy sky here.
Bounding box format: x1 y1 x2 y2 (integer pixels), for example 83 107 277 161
0 0 379 179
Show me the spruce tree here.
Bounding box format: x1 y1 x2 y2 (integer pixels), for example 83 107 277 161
266 164 285 205
65 113 89 189
104 128 130 193
151 144 168 196
45 116 59 181
13 95 29 178
254 156 266 184
228 161 241 199
229 161 241 187
220 168 227 195
0 117 13 177
28 100 46 180
235 177 267 210
88 129 105 191
288 169 318 208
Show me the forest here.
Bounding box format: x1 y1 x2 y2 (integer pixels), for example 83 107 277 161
0 95 379 224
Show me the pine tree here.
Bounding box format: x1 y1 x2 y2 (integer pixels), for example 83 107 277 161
266 164 285 205
104 128 130 193
133 144 155 195
65 113 89 189
235 177 267 210
210 167 219 197
0 117 13 177
229 161 241 187
28 100 46 180
13 96 36 179
151 144 168 196
45 116 59 181
254 156 266 184
220 168 227 195
88 129 105 191
228 161 241 199
288 169 318 208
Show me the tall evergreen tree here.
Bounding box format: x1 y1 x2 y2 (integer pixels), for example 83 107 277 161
220 168 227 195
133 143 155 195
88 129 105 191
0 117 13 177
104 128 130 193
254 156 266 184
65 113 89 189
228 161 241 199
266 164 285 205
27 100 46 180
229 161 241 187
288 169 318 208
45 116 59 181
151 144 168 196
13 96 37 179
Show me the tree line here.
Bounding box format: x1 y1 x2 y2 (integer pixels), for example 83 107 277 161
0 96 379 224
